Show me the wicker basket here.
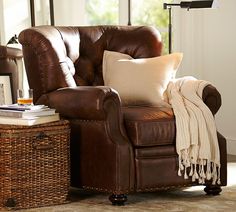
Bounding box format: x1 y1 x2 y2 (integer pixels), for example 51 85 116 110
0 120 70 209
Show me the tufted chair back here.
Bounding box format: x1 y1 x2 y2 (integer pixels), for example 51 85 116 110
19 25 162 102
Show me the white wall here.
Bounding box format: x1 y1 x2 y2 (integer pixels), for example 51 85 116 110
0 1 4 43
174 0 236 154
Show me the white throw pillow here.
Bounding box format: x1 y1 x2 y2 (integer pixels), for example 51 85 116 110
103 50 183 106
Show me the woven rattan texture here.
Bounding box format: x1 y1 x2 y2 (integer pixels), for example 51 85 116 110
0 120 70 210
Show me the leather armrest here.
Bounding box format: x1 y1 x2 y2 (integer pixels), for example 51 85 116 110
36 86 121 120
202 84 222 115
0 46 23 59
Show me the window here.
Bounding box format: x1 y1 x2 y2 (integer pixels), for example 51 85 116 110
85 0 119 25
84 0 171 54
132 0 172 55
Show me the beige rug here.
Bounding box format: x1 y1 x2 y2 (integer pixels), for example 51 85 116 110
10 161 235 212
13 186 234 212
0 156 234 212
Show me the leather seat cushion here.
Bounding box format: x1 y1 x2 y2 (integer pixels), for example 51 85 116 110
123 106 176 147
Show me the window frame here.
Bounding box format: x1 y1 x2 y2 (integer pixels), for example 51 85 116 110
81 0 170 54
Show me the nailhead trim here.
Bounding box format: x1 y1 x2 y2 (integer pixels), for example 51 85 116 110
82 186 133 195
136 184 193 192
74 119 104 123
82 183 196 194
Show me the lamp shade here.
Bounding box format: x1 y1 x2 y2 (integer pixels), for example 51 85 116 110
180 0 218 9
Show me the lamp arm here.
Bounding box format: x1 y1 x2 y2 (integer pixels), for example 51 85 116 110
163 3 181 9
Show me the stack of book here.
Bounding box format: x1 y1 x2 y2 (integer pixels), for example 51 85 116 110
0 104 60 126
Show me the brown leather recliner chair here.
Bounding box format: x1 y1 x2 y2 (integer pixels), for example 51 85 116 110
19 25 227 205
0 46 23 103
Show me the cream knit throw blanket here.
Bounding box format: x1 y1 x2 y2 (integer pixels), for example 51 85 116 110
166 76 221 185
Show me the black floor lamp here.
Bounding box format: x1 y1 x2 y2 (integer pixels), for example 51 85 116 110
163 0 218 54
128 0 131 25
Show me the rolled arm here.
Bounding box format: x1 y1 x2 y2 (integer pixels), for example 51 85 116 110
202 84 222 115
36 86 121 120
38 86 134 193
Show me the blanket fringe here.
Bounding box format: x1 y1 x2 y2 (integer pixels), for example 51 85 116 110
178 157 221 185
